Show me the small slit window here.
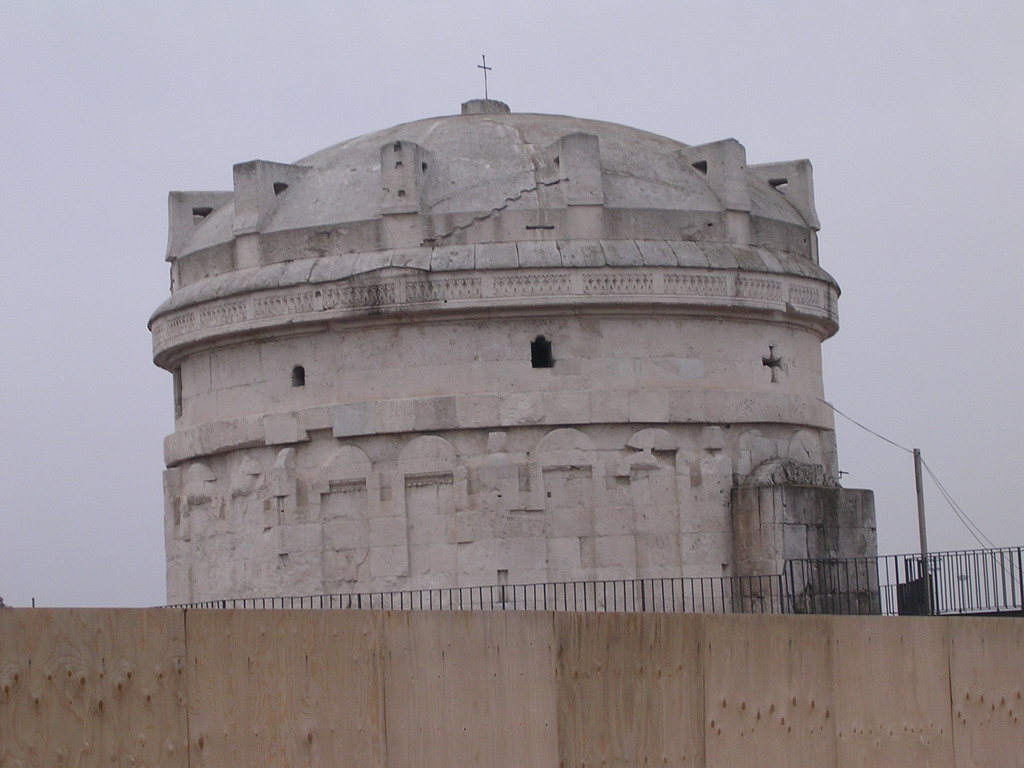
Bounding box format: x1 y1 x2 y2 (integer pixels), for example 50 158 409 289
531 336 554 368
292 365 305 387
172 367 183 418
273 182 289 195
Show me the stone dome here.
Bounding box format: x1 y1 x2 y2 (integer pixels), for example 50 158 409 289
155 99 832 335
175 104 809 254
153 100 874 605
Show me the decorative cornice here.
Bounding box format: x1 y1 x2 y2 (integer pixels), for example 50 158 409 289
152 265 839 367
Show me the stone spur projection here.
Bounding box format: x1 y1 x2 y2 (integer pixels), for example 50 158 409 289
151 98 876 604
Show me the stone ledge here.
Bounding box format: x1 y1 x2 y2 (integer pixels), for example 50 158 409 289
164 391 834 465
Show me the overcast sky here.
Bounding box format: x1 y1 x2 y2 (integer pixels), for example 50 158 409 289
1 1 1021 607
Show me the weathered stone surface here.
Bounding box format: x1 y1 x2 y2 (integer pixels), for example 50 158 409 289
154 101 874 604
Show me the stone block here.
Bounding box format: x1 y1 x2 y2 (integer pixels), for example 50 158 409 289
594 504 633 536
838 524 877 560
837 488 877 530
704 244 740 269
499 393 545 426
783 522 810 560
701 425 725 450
307 254 338 283
634 505 678 535
546 536 582 570
558 240 605 267
730 246 767 271
544 505 592 538
407 513 454 543
390 247 431 270
263 413 306 445
601 240 643 266
322 565 361 594
755 247 787 273
454 540 497 576
552 360 585 376
590 391 630 422
375 398 416 434
278 522 323 553
629 391 670 422
591 566 635 582
668 241 711 267
475 243 519 269
369 516 407 548
297 406 332 432
412 396 458 431
323 548 366 582
212 344 263 389
681 531 728 567
323 518 369 550
369 544 409 578
181 353 213 395
455 394 500 428
332 402 375 438
636 533 680 571
186 392 218 423
595 534 636 568
636 359 705 389
504 534 548 570
192 417 264 460
429 245 475 271
351 251 392 275
455 511 486 544
636 240 678 266
542 391 591 424
559 132 604 205
516 241 561 267
409 541 457 573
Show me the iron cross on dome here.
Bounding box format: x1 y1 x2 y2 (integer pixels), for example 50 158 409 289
478 55 492 100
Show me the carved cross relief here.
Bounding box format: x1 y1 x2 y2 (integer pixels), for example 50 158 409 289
762 344 783 383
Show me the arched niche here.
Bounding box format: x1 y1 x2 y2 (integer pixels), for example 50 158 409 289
398 434 457 479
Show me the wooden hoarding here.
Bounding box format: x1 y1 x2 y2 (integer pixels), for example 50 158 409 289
0 609 187 768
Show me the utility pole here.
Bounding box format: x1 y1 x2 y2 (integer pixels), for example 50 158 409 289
913 448 932 614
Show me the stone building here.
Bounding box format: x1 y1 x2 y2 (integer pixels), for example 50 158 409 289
151 99 876 605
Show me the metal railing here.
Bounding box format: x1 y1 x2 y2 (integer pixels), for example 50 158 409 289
179 573 787 614
782 547 1023 616
176 546 1024 617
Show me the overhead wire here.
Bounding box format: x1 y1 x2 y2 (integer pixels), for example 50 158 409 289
921 460 997 550
815 398 913 454
816 397 997 550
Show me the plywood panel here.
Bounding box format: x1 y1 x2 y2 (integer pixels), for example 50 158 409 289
185 609 385 768
555 611 704 767
0 608 188 768
832 616 953 768
382 610 558 768
949 617 1024 767
704 614 836 768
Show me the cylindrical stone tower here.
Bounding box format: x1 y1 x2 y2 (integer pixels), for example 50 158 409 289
152 99 875 604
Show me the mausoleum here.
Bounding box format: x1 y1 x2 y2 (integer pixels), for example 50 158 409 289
151 99 876 605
